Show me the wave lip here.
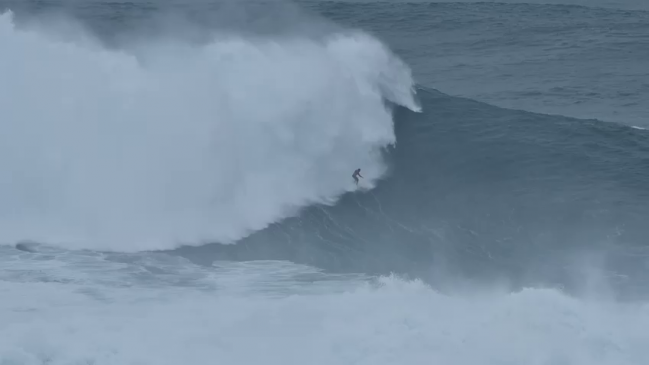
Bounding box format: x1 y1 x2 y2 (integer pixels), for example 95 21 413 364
0 11 419 252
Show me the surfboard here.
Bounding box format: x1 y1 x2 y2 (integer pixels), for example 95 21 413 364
353 182 371 192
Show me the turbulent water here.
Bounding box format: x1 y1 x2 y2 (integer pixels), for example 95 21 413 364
1 0 649 363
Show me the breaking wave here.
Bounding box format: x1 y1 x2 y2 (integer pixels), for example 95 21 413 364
0 11 419 251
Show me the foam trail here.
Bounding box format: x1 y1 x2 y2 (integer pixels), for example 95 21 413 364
0 11 419 251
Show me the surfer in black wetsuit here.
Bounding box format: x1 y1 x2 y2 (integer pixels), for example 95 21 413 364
352 168 363 185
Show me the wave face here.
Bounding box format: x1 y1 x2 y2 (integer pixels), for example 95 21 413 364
186 88 649 297
0 10 418 251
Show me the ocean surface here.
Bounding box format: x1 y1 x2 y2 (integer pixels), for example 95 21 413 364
1 0 649 363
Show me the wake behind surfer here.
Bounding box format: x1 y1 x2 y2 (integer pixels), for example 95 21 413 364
352 168 363 185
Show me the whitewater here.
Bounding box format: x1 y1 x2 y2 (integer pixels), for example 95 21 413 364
0 10 418 251
2 0 649 364
2 244 648 365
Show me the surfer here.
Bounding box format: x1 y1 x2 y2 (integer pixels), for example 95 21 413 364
352 168 363 185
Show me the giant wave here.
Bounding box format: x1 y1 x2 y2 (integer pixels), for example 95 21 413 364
3 4 649 297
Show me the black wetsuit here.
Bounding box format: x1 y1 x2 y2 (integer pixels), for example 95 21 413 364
352 169 363 184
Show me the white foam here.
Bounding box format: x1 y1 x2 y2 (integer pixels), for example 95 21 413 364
0 252 647 365
0 11 419 251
